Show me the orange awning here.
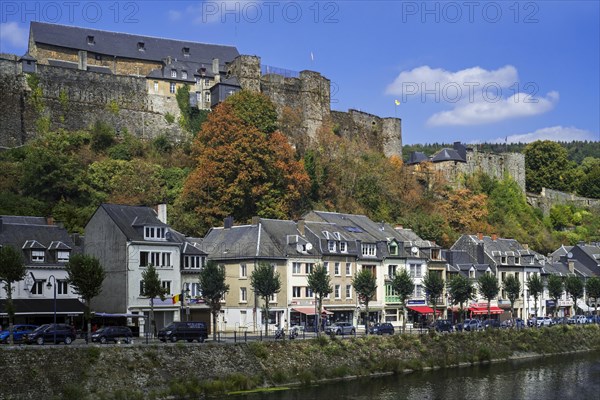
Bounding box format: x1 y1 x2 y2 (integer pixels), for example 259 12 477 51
469 306 503 315
292 307 332 315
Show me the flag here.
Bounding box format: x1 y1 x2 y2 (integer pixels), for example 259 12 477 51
395 99 400 106
172 294 180 304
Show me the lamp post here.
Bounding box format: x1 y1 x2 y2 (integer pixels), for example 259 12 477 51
181 283 190 322
46 275 57 344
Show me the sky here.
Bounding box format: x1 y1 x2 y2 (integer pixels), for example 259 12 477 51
1 1 599 145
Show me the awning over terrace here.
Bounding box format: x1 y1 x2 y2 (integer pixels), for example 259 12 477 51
291 307 333 315
468 306 503 315
0 299 86 316
407 305 441 315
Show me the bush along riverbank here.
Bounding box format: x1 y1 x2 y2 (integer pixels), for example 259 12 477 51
1 325 599 400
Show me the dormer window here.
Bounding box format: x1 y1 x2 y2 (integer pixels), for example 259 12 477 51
144 226 166 240
87 35 95 45
171 69 177 78
137 41 145 51
328 241 336 252
57 251 70 263
31 250 45 262
469 269 475 279
389 243 398 256
362 243 376 257
182 47 190 57
501 256 507 264
182 70 188 79
333 232 341 240
431 248 440 260
515 257 520 265
340 241 347 253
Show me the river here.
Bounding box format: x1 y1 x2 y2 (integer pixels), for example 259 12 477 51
237 351 600 400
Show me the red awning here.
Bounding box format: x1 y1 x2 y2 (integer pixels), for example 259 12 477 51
469 306 503 315
292 307 333 315
408 305 441 314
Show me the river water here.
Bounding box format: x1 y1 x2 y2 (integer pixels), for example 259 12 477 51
237 351 600 400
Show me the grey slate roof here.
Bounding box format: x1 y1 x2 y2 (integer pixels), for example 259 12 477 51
406 151 429 165
431 148 466 163
31 22 239 67
99 204 173 243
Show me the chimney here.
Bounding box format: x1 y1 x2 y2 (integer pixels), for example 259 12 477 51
568 260 575 273
523 244 529 250
212 58 219 74
477 232 483 241
224 216 234 229
46 216 54 226
297 220 305 236
491 233 497 241
395 225 403 231
78 50 87 70
156 204 167 224
251 216 260 225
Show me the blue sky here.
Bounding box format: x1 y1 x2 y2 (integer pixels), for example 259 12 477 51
1 1 598 144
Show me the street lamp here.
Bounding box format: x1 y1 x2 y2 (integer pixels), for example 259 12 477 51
181 284 190 322
46 275 57 344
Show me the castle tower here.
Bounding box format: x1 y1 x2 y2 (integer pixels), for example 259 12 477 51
227 55 261 93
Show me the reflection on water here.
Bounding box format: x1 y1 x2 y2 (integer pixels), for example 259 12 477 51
237 351 600 400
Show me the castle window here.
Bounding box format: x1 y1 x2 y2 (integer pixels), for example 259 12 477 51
182 70 188 79
154 81 158 93
170 82 176 94
171 69 177 78
137 42 145 51
94 54 102 61
182 47 190 57
87 35 95 45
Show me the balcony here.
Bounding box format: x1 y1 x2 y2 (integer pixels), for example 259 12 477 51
385 295 401 304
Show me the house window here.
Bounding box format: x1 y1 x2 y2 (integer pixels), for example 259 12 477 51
154 81 158 92
501 256 507 264
334 262 340 276
183 47 190 56
431 249 440 260
334 284 341 299
182 70 188 79
30 280 44 295
204 91 210 102
389 243 398 255
415 284 422 298
140 251 172 268
161 281 171 295
515 257 520 265
361 244 376 257
161 252 171 267
57 280 68 295
184 255 202 269
137 41 145 51
205 78 210 86
388 265 397 277
409 264 421 278
328 241 336 252
306 287 313 297
31 250 45 263
346 285 352 299
144 226 166 240
269 293 277 303
57 251 70 262
240 287 247 303
170 83 176 94
292 286 301 298
501 272 506 282
340 242 347 253
240 264 247 278
323 262 329 274
292 262 301 274
171 69 177 78
469 270 475 279
345 262 352 276
87 35 95 45
139 281 145 296
305 263 314 274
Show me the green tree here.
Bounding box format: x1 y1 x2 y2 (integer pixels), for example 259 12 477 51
306 264 332 336
526 274 544 320
65 254 106 343
564 276 584 317
585 276 600 319
225 90 278 134
250 262 281 337
524 140 577 193
478 273 500 320
547 275 564 318
447 275 475 323
141 264 167 338
423 272 444 322
578 164 600 199
390 269 414 333
502 274 521 321
352 268 377 335
198 261 230 341
0 245 26 345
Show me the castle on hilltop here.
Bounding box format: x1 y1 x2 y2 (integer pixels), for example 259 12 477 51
0 22 402 157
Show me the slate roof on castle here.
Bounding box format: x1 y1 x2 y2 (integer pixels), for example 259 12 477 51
30 22 240 68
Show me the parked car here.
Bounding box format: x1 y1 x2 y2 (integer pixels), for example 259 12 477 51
553 317 568 325
586 315 600 324
158 321 208 343
433 319 454 333
91 326 133 344
482 319 500 329
536 317 553 327
463 319 482 331
0 324 38 344
324 322 356 336
369 322 394 335
500 320 513 329
574 315 587 324
26 324 76 345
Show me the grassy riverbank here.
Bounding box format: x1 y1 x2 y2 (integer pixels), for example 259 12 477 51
1 325 599 399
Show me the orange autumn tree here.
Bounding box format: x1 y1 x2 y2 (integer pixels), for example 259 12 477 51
178 92 310 235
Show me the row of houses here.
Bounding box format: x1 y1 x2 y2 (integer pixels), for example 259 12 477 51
2 204 599 335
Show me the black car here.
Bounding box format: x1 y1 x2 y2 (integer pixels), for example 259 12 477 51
26 323 76 345
91 326 133 344
158 321 208 343
433 319 454 333
369 322 395 335
482 319 500 329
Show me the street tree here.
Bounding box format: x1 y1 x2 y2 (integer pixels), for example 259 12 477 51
198 261 230 341
423 272 444 322
390 269 414 333
0 245 26 345
564 276 584 317
250 262 281 337
307 264 332 336
526 274 544 320
503 274 521 321
352 268 377 335
585 276 600 319
547 275 564 318
447 275 476 323
478 273 500 320
141 264 167 338
65 254 106 344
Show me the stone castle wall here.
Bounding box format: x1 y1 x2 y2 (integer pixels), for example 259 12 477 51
527 188 600 216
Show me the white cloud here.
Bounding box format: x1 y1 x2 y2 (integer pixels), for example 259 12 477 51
427 91 559 126
0 22 28 50
489 126 598 144
168 10 182 22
